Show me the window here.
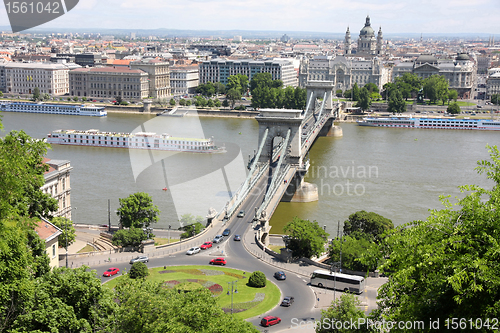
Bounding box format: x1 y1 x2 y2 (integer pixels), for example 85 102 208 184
52 244 56 258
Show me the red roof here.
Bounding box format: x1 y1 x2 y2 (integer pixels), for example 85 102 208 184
35 219 61 242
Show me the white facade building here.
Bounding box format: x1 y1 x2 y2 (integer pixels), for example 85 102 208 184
170 65 199 96
3 62 77 95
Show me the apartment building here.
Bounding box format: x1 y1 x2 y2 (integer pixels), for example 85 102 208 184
170 64 199 96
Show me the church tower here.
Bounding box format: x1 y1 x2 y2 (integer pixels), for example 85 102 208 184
376 26 383 55
358 15 376 56
345 27 352 55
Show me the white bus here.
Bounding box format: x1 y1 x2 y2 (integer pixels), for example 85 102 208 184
310 269 365 294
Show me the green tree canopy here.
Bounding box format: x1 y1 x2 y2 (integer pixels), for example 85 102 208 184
356 87 371 111
395 73 422 100
226 88 241 109
31 87 40 101
0 130 58 220
447 89 458 103
117 192 160 229
329 234 380 272
387 88 407 114
351 83 360 101
169 98 176 106
115 279 258 333
283 217 329 259
423 74 449 104
129 261 149 279
447 102 461 114
317 293 373 333
195 82 216 97
363 83 379 94
343 210 394 242
375 145 500 329
112 227 148 247
248 271 267 288
491 93 499 105
51 216 76 246
214 82 226 95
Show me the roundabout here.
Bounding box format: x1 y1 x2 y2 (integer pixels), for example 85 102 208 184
103 265 281 319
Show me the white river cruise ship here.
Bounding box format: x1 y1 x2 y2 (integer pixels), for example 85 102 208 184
357 116 500 131
0 101 106 117
47 129 226 153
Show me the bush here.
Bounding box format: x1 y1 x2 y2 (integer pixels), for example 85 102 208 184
180 222 204 239
129 262 149 279
248 271 266 288
112 228 147 247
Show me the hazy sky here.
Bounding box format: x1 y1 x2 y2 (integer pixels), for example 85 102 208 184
1 0 499 35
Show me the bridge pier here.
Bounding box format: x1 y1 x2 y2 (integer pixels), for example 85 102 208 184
318 117 343 138
281 171 318 203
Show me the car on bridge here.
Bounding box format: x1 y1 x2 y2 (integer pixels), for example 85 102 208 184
200 241 213 250
274 271 286 280
209 257 227 265
233 234 241 241
222 228 231 236
237 210 245 218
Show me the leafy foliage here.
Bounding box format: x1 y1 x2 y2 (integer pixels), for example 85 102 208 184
117 192 159 229
351 83 360 101
179 222 204 239
491 93 499 105
283 217 329 259
356 87 371 110
375 145 500 329
51 216 76 246
248 271 266 288
226 88 241 109
329 234 379 272
344 210 394 242
387 87 407 114
317 293 373 333
249 73 306 109
112 227 148 247
115 279 258 332
447 102 461 114
0 130 58 220
423 74 449 105
129 262 149 279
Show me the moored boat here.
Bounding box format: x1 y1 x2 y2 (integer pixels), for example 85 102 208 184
0 101 106 117
357 116 500 130
46 129 226 153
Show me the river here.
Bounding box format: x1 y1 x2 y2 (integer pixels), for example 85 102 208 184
1 111 497 234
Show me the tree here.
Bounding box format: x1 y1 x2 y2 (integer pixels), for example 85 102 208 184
356 87 371 111
214 99 222 108
335 89 343 97
351 83 360 101
185 99 192 106
81 96 87 102
447 102 461 114
317 293 373 333
214 82 226 95
382 82 395 100
51 216 76 246
447 89 458 104
31 87 40 101
329 234 379 272
179 98 186 106
129 262 149 279
0 91 3 98
0 130 58 220
115 279 258 333
248 271 266 288
423 75 449 104
343 210 393 242
180 222 204 239
196 82 216 97
169 98 176 106
375 145 500 329
491 93 499 105
112 227 148 247
363 83 379 94
42 93 50 101
226 88 241 109
117 192 160 229
387 88 407 114
283 217 329 259
206 99 214 108
72 96 79 102
154 97 168 107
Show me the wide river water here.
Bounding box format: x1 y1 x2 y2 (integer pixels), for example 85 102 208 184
1 111 497 235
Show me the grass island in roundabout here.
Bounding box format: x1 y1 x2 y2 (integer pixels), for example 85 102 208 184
103 265 281 319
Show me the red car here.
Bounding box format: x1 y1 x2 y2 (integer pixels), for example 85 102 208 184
200 241 213 250
261 316 281 327
103 267 120 277
209 257 227 265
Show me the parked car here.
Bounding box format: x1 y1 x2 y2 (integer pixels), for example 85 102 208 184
233 234 241 241
222 228 231 236
200 241 213 250
237 210 245 218
274 271 286 280
186 247 201 255
281 296 295 307
130 256 149 264
261 316 281 327
103 267 120 277
213 235 224 243
210 257 227 265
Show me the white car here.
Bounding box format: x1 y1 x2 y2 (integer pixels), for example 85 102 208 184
186 247 201 255
213 235 224 243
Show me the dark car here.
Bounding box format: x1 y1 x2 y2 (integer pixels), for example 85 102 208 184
210 257 227 265
274 271 286 280
281 296 295 307
130 256 149 264
103 267 120 277
261 316 281 327
233 234 241 241
222 228 231 236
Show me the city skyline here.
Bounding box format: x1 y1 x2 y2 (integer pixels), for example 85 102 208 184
1 0 499 36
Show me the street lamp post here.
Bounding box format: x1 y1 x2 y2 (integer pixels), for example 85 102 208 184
168 225 171 244
108 199 111 232
227 280 238 315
